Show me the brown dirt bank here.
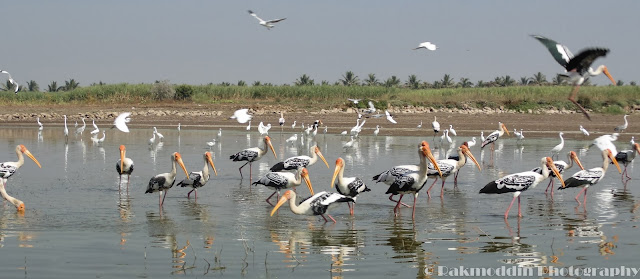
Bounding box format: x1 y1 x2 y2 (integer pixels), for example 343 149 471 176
0 103 637 140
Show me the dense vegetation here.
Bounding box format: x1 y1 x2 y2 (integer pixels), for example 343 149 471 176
0 72 638 114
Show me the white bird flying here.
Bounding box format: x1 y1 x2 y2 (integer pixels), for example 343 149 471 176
385 110 397 124
113 112 131 133
231 108 252 124
0 70 19 93
248 10 286 30
413 42 437 51
364 101 376 114
347 98 361 105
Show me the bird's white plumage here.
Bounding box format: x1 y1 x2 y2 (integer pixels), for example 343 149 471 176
114 112 131 133
414 42 437 51
448 125 457 136
432 116 440 133
231 109 252 124
579 125 590 136
385 110 397 124
248 10 286 29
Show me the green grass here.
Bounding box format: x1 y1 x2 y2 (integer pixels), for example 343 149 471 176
1 84 638 114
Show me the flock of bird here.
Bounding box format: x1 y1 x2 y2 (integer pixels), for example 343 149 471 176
0 107 637 225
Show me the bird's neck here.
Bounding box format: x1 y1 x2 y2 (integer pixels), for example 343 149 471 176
202 161 209 179
457 150 467 168
0 183 22 208
601 153 610 172
540 161 551 178
169 159 178 180
14 148 25 168
288 194 306 215
588 65 605 76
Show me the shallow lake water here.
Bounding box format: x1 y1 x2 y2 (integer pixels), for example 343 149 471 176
0 127 638 278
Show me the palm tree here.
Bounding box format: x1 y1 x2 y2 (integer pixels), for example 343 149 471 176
616 80 624 86
552 74 567 86
47 81 63 92
458 77 473 88
2 80 16 92
476 80 486 88
26 80 39 92
406 74 420 89
295 74 314 86
237 80 246 86
252 81 262 86
630 81 637 86
531 72 547 86
219 82 231 86
519 76 532 86
62 79 80 91
340 71 359 86
441 74 455 88
364 73 379 86
383 76 401 88
321 80 329 85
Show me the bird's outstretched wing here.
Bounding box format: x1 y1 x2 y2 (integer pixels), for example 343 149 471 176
248 10 264 22
566 48 609 74
266 18 286 24
531 35 573 68
114 112 131 133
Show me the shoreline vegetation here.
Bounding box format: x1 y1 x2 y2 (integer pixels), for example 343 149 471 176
0 80 639 114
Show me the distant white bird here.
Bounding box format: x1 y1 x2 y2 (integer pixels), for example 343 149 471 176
614 115 629 132
413 42 438 51
258 122 272 135
432 116 440 136
514 129 525 141
291 121 296 129
90 119 100 135
148 132 156 145
63 115 69 141
579 125 589 136
323 126 328 134
340 131 348 135
177 123 181 133
246 120 251 131
417 121 422 128
279 112 285 128
153 127 164 141
343 136 356 148
364 101 376 114
230 108 252 124
347 98 361 105
373 125 380 136
113 112 131 133
467 137 477 147
449 125 457 136
285 134 298 143
248 10 286 30
206 139 216 148
444 129 452 144
97 131 106 143
350 119 365 137
385 110 397 124
551 132 565 159
76 118 86 135
591 133 619 155
0 70 19 93
480 131 485 142
217 128 222 137
37 117 43 131
75 120 78 128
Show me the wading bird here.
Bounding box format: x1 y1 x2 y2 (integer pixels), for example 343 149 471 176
373 125 380 136
550 132 565 159
37 118 43 131
514 129 525 141
614 115 629 132
560 149 621 205
413 41 437 51
532 35 615 120
279 112 285 129
0 145 42 187
248 10 286 30
230 136 277 180
480 157 564 219
90 119 100 135
0 180 23 211
230 108 252 124
481 122 509 150
253 167 314 205
270 145 329 172
580 125 589 137
285 134 298 143
76 118 86 136
270 190 354 223
145 152 189 207
178 152 217 199
113 112 131 133
385 144 442 219
426 144 481 198
331 158 371 215
532 151 584 196
467 137 477 148
615 142 640 180
63 115 69 141
153 127 164 141
432 116 440 138
116 145 134 190
449 125 457 136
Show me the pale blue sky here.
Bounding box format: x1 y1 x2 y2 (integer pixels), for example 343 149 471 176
2 1 638 86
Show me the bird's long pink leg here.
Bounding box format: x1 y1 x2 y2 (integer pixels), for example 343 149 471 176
249 162 253 182
347 203 354 216
389 194 411 208
265 191 277 206
517 196 522 217
583 188 588 205
327 214 337 223
158 191 163 207
161 189 169 206
239 161 249 179
321 214 329 222
574 187 587 205
426 178 439 198
187 189 194 199
568 85 591 121
453 172 459 185
544 179 552 193
411 194 418 220
127 175 130 194
194 189 197 200
393 195 405 216
440 179 446 198
504 195 518 219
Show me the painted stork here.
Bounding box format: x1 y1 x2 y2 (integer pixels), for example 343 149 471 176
550 132 565 159
432 116 440 137
177 152 217 199
480 157 564 219
560 149 621 205
248 10 286 30
614 115 629 132
252 167 314 205
532 151 584 196
532 35 615 120
269 145 329 172
0 179 23 211
0 145 42 187
230 136 277 180
116 145 134 190
331 158 371 215
481 122 509 150
145 152 189 206
270 190 353 223
385 144 442 219
426 144 481 198
615 142 640 180
373 141 433 186
580 125 590 137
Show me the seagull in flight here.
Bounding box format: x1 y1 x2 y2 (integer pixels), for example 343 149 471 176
0 70 19 93
347 98 361 105
413 42 438 51
248 10 286 30
385 110 397 124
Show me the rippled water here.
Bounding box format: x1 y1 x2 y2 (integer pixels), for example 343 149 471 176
0 127 637 278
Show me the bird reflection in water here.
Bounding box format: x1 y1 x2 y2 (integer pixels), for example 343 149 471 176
117 191 132 247
476 219 545 268
383 218 434 278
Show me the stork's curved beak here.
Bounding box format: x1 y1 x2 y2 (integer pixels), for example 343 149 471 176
270 190 293 216
603 66 616 85
502 123 510 136
265 137 277 158
316 149 329 169
175 153 189 176
23 148 41 168
301 169 314 196
462 146 481 171
570 151 584 170
634 143 640 156
120 148 125 174
547 157 565 188
331 162 342 189
424 146 442 177
207 153 217 176
607 150 622 173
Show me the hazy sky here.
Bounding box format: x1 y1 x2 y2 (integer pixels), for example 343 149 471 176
2 1 638 86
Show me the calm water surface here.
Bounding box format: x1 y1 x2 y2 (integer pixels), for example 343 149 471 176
0 127 638 278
